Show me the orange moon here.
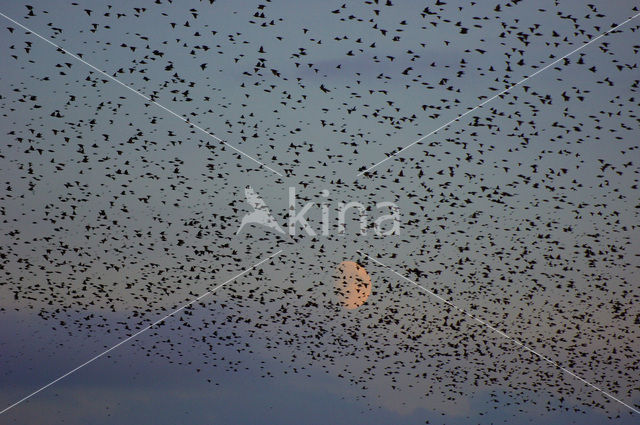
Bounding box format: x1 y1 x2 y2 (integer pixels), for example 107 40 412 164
334 261 372 310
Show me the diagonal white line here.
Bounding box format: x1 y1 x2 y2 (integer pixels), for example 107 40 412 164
0 249 283 416
357 250 640 415
357 11 640 177
0 12 283 177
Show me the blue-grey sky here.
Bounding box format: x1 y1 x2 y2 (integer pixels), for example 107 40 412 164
1 0 639 424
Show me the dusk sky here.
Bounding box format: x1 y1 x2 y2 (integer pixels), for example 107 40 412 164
1 1 639 424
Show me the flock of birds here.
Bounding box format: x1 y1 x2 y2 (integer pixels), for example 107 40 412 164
1 0 639 423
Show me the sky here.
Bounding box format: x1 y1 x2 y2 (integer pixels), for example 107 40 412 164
0 0 639 424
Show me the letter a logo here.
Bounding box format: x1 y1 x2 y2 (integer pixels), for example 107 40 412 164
236 186 285 235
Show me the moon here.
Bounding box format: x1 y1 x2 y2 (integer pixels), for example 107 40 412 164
334 261 372 310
